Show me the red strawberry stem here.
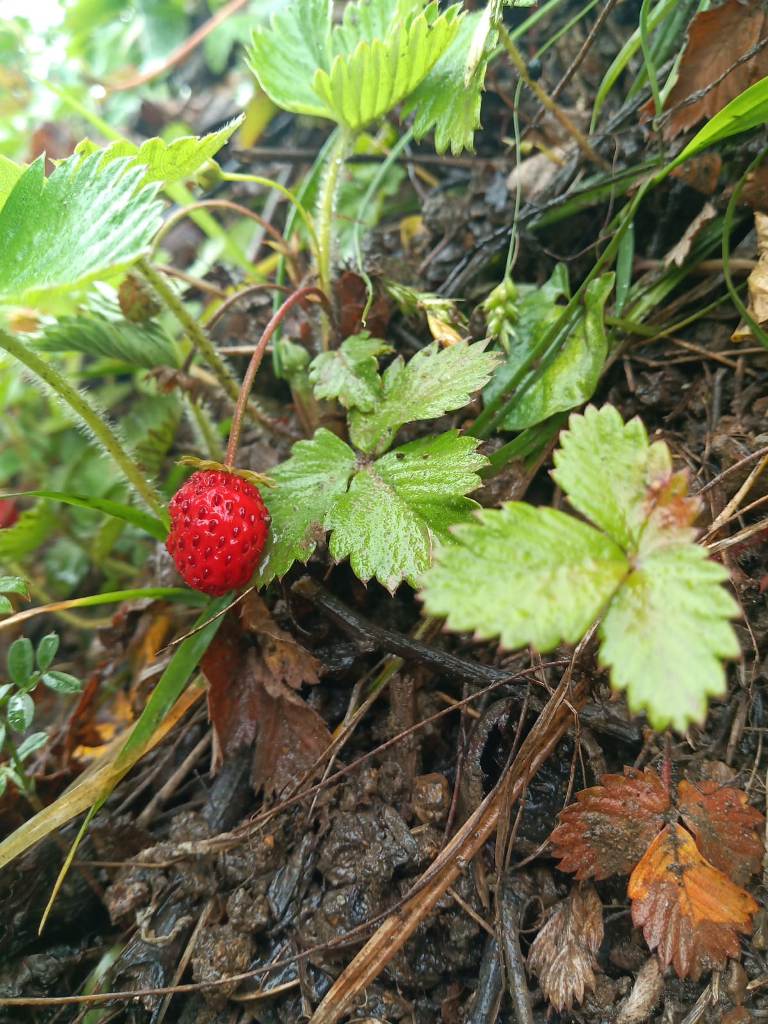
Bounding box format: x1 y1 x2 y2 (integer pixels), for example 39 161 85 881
225 286 333 467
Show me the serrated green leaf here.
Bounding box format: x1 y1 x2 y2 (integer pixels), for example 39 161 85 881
35 314 179 369
16 731 48 761
7 637 34 686
491 274 614 431
404 11 486 154
258 428 357 584
421 503 628 648
74 117 243 185
0 155 23 214
350 340 500 454
36 634 60 672
7 691 34 732
0 502 56 561
123 394 183 478
313 2 461 130
599 545 740 731
551 404 673 552
42 670 83 694
3 491 168 543
248 0 334 119
0 155 163 310
309 332 392 410
326 431 487 592
0 576 29 598
332 0 422 52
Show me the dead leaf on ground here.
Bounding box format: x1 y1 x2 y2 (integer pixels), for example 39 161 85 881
678 778 765 885
628 823 758 980
733 212 768 342
549 767 670 879
641 0 768 140
616 957 664 1024
241 591 321 691
664 202 717 267
527 883 604 1012
670 152 722 196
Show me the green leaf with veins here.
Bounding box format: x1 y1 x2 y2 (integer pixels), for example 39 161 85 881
73 117 243 185
309 332 392 411
0 155 23 214
599 545 739 731
258 429 357 584
331 0 422 52
312 2 461 131
248 0 333 119
492 273 614 431
551 403 673 553
421 503 628 648
326 431 486 592
350 339 500 454
36 314 179 369
0 502 56 560
0 155 162 310
7 692 34 732
403 11 487 154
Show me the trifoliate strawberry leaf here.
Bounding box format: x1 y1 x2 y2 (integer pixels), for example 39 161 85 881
35 314 179 369
248 0 334 119
403 11 487 154
258 428 356 584
551 404 674 553
421 503 628 649
599 544 740 731
73 118 243 185
326 430 486 592
0 155 163 310
312 2 461 131
349 340 500 455
489 274 614 431
309 332 392 411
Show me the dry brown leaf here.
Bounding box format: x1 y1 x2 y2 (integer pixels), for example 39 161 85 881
670 152 722 195
527 884 604 1013
642 0 768 140
616 957 664 1024
549 767 670 880
664 202 717 267
628 823 758 980
733 212 768 342
241 591 321 691
678 778 765 885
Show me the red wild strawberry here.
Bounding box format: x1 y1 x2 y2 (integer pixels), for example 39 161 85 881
166 470 270 596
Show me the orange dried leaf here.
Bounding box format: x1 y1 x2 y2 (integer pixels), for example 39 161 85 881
628 823 757 980
678 779 765 886
550 767 670 880
527 884 604 1013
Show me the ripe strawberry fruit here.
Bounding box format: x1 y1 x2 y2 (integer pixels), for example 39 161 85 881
166 470 270 596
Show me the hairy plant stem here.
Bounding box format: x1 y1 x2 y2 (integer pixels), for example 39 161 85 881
315 129 354 342
0 329 163 516
225 287 333 466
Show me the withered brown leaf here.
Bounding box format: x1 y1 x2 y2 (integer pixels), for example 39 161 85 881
628 824 758 980
527 884 604 1013
678 778 764 886
550 767 670 880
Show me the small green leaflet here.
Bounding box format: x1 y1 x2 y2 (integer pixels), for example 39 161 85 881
422 504 628 649
258 428 357 584
349 339 500 454
0 154 163 310
420 404 740 732
36 314 179 369
327 431 486 591
73 117 244 185
309 332 393 410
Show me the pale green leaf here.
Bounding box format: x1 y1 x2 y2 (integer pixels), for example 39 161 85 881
0 155 163 309
0 576 29 598
8 637 34 686
312 2 462 130
676 75 768 167
326 431 487 592
404 11 486 155
0 597 12 615
16 731 48 761
599 544 740 731
332 0 422 52
36 314 179 369
551 404 673 552
248 0 334 119
421 503 628 648
0 155 23 215
309 332 392 410
350 340 500 454
7 691 34 732
258 428 357 584
42 670 83 694
74 118 243 184
496 273 614 431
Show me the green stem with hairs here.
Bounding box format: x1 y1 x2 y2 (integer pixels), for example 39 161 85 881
0 329 163 516
315 128 355 315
